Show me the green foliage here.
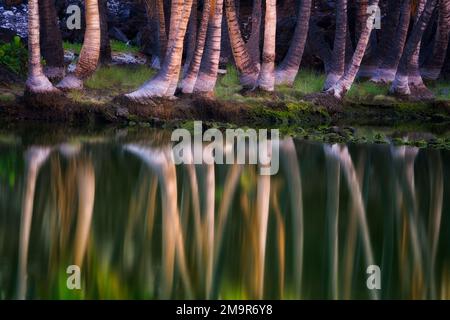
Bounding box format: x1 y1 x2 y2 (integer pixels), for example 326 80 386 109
0 36 28 75
63 40 140 54
215 65 242 99
292 69 325 94
110 40 140 54
85 65 155 90
347 81 388 100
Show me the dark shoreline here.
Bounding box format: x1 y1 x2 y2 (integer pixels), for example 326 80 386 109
1 90 450 149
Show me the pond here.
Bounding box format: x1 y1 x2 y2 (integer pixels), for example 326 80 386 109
0 128 449 300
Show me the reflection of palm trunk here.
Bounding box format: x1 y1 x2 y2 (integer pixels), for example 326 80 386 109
125 145 193 298
17 147 51 299
427 151 443 299
324 147 340 300
74 158 96 267
330 145 378 299
255 171 270 299
280 138 303 296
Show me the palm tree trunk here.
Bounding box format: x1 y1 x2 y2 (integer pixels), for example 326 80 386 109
183 0 198 76
26 0 58 94
194 0 224 93
421 0 450 80
328 0 380 98
257 0 277 91
275 0 312 85
371 0 411 83
408 0 427 89
390 0 437 96
39 0 65 79
99 0 111 64
181 0 212 93
247 0 262 64
125 0 194 102
157 0 168 59
57 0 101 90
224 0 260 87
323 0 348 90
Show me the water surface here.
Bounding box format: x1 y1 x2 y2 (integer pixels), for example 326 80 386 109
0 129 449 299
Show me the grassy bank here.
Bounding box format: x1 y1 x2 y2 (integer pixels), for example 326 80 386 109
1 64 450 149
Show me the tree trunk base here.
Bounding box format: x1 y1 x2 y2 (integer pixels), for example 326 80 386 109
420 68 441 80
57 74 84 91
25 75 60 94
44 66 65 81
274 68 298 86
370 68 397 83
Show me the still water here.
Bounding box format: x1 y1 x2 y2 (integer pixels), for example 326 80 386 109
0 129 449 300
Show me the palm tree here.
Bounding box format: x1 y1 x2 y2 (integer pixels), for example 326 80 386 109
323 0 348 90
125 0 194 102
194 0 225 94
182 0 213 93
39 0 65 79
58 0 101 90
390 0 437 96
246 0 263 64
275 0 312 86
99 0 111 63
328 0 381 99
25 0 59 94
224 0 260 87
257 0 277 91
421 0 450 80
369 0 409 83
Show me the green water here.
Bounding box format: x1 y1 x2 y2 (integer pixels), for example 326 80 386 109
0 128 449 300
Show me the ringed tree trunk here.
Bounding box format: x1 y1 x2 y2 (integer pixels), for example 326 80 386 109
421 0 450 80
157 0 168 61
275 0 312 86
323 0 348 90
224 0 260 87
125 0 194 102
57 0 101 90
194 0 225 94
371 0 411 83
99 0 111 64
408 0 428 91
246 0 262 64
26 0 59 94
181 0 212 93
39 0 65 80
390 0 437 96
327 0 380 99
257 0 277 91
183 0 198 76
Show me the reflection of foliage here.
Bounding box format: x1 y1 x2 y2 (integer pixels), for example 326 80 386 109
0 152 19 188
0 36 28 75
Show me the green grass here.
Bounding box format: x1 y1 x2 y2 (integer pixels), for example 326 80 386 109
215 64 242 99
347 81 389 100
428 79 450 100
85 65 155 90
63 41 82 54
292 69 325 94
63 40 140 54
